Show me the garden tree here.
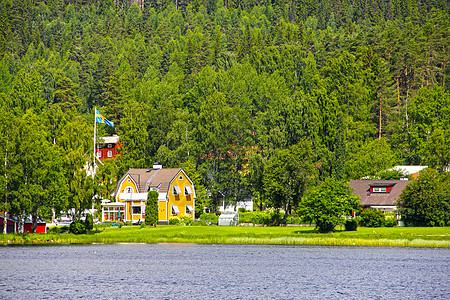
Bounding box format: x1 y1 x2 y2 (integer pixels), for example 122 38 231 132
422 128 450 173
243 150 265 210
0 108 17 233
67 168 94 221
10 112 67 233
344 138 397 180
264 140 316 218
397 168 450 227
298 178 361 233
145 190 159 225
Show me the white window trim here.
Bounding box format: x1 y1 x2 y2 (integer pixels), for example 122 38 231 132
107 150 113 157
373 187 387 193
184 185 193 195
173 185 182 195
171 205 180 215
185 205 193 214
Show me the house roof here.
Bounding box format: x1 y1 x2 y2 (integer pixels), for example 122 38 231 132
349 180 410 207
99 135 120 144
115 168 183 195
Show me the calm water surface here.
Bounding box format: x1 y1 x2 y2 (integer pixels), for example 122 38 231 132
0 244 448 299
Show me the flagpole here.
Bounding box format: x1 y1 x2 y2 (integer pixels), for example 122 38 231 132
93 107 97 177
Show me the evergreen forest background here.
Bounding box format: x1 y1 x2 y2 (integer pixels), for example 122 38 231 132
0 0 448 223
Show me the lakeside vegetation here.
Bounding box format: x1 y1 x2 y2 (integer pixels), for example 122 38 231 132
1 226 449 248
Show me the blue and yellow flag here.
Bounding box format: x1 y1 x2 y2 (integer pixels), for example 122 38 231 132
95 108 114 127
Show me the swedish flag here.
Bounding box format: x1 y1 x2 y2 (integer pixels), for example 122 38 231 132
95 108 114 127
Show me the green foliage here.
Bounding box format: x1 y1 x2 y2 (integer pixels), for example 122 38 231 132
0 0 448 230
398 168 450 227
69 221 86 234
198 213 219 225
298 178 361 233
169 217 180 225
344 219 358 231
84 213 94 232
359 209 385 227
145 191 159 225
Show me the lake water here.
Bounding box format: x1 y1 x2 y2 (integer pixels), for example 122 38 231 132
0 244 448 299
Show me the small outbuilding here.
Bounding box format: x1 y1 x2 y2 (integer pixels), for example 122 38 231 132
218 212 239 226
0 214 47 233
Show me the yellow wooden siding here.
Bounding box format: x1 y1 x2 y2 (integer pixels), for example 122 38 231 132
116 175 138 202
168 173 195 218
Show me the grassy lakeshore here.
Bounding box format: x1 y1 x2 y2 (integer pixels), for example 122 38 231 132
1 226 449 247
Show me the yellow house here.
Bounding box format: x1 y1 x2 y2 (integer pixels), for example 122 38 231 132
102 162 196 224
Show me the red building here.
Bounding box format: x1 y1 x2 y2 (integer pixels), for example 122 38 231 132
0 214 47 233
96 135 121 161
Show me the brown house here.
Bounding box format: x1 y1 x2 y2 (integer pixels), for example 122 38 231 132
349 180 410 212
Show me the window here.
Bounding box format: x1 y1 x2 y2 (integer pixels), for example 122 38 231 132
185 185 193 195
179 175 183 180
107 151 113 157
97 151 102 158
373 187 387 193
185 205 193 214
132 206 141 215
173 185 182 195
171 205 180 215
124 186 134 193
107 144 113 148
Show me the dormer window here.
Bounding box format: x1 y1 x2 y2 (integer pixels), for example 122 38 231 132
373 187 387 193
369 183 395 194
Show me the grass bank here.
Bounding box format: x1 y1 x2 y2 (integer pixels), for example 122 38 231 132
1 226 449 247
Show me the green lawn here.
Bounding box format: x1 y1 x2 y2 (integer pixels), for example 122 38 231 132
1 225 449 247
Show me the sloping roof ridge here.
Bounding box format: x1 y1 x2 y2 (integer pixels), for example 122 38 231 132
145 168 161 192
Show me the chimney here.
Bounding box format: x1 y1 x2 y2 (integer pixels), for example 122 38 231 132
153 161 162 169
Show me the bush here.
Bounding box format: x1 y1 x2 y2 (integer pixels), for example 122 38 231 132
384 212 397 227
84 214 94 232
238 207 247 213
180 215 193 225
344 219 358 231
198 213 218 225
169 217 180 225
69 221 86 234
316 215 338 233
359 209 384 227
47 226 61 234
117 221 124 228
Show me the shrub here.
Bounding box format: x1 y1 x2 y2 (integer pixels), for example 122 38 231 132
180 215 193 225
69 221 86 234
199 213 218 225
238 207 247 213
345 219 358 231
117 221 124 228
84 214 94 232
169 217 180 225
47 226 61 234
384 212 397 227
359 209 384 227
316 215 338 233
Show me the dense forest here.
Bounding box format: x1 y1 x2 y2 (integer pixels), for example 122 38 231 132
0 0 448 226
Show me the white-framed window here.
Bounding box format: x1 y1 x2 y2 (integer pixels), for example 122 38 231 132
185 205 193 214
373 187 387 193
184 185 193 195
132 206 141 215
124 186 134 193
179 175 183 180
171 205 180 215
97 151 102 158
173 185 182 195
107 151 113 157
107 144 113 148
